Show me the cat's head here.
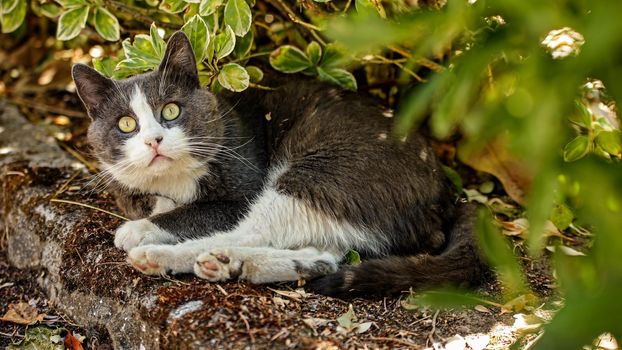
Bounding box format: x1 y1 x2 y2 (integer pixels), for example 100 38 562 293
73 32 224 198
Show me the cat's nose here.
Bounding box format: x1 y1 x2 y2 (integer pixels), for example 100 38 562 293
145 136 163 148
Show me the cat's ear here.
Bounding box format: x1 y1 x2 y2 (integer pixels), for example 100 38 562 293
159 31 199 89
72 64 114 116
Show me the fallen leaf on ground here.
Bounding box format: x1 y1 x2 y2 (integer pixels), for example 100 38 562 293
64 331 84 350
474 305 491 313
513 313 545 334
0 302 45 325
500 218 567 240
458 137 532 205
267 288 307 301
501 294 538 313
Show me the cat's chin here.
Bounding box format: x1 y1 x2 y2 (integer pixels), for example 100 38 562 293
148 154 172 167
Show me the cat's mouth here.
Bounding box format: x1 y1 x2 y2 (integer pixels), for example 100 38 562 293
149 153 172 166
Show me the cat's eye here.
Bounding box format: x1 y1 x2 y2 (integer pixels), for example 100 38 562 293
162 102 180 121
118 116 137 133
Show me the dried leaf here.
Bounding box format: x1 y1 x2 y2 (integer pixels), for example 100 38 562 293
458 138 532 205
64 331 84 350
512 313 544 334
355 321 373 334
501 293 537 313
474 304 491 313
267 288 305 301
337 304 357 331
0 302 45 325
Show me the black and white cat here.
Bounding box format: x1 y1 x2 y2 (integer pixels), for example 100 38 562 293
72 32 485 296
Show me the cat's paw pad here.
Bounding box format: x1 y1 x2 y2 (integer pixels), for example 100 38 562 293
194 249 243 282
114 219 175 251
127 245 170 275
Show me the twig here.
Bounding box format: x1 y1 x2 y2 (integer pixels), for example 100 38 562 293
58 143 98 173
249 83 276 91
53 170 81 197
387 45 446 72
523 332 544 350
50 198 128 221
101 0 182 30
374 55 425 82
266 0 326 45
426 310 440 346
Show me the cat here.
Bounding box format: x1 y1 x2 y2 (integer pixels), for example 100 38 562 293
71 31 485 296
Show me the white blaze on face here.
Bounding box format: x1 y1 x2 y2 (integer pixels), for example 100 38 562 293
106 84 206 204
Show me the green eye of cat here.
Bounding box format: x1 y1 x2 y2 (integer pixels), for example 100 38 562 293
118 116 137 133
162 102 180 121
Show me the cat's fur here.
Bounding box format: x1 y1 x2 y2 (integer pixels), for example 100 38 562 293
72 32 485 296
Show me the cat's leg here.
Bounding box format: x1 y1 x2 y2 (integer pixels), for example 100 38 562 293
194 247 340 283
127 183 385 276
114 200 247 251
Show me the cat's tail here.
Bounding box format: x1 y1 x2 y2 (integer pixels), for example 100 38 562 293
306 202 487 297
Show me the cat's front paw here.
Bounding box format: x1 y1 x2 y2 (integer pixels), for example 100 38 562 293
194 249 244 282
128 244 196 275
114 219 175 251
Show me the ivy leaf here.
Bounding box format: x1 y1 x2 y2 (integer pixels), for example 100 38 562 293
1 0 19 14
213 25 236 61
159 0 187 14
317 67 357 91
217 63 249 92
39 3 62 18
54 0 86 9
233 28 253 58
181 14 210 62
224 0 251 36
116 57 153 72
563 135 590 162
1 0 26 33
320 43 349 68
245 65 263 83
149 23 166 59
595 130 622 157
56 5 89 41
93 7 119 41
306 41 322 65
93 57 117 77
269 45 312 73
199 0 223 16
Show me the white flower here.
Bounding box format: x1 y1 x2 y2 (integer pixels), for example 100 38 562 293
541 27 585 59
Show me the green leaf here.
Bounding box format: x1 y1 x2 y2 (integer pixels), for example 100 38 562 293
121 37 161 68
1 0 19 14
345 250 361 265
93 7 119 41
199 0 223 16
93 57 116 77
306 41 322 65
317 67 357 91
595 130 622 156
563 135 590 162
39 3 62 18
442 165 463 193
245 65 263 83
217 63 249 92
149 23 166 59
56 5 89 41
551 203 574 231
224 0 251 36
182 14 210 62
233 28 253 57
159 0 187 14
1 0 26 33
116 57 153 72
213 25 236 61
269 45 312 73
319 43 349 68
54 0 86 8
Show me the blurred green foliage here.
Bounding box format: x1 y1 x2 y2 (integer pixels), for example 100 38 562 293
2 0 622 347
